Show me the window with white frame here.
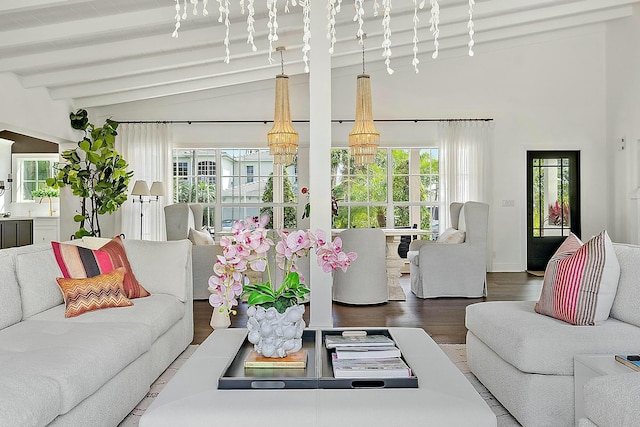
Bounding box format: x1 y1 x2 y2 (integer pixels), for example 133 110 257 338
198 160 216 184
246 165 254 183
12 154 58 202
331 148 439 236
172 149 297 231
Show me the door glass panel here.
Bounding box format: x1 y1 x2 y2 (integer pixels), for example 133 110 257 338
532 157 571 238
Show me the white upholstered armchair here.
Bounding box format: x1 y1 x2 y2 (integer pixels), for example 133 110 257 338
408 201 489 298
164 203 222 300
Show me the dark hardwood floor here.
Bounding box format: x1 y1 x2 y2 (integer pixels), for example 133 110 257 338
192 272 543 345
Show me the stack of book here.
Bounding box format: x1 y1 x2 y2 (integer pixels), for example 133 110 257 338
326 334 412 379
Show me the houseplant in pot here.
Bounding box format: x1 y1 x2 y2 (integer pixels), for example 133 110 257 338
208 214 357 358
46 109 133 238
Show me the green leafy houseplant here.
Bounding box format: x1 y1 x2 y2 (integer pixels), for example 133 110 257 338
31 187 60 199
47 109 134 238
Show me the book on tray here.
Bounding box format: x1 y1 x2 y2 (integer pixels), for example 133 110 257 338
333 346 401 360
615 354 640 371
244 350 308 369
331 357 412 378
324 334 395 349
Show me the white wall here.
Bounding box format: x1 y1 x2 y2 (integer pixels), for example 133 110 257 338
0 72 78 236
0 72 76 144
606 7 640 245
89 24 614 271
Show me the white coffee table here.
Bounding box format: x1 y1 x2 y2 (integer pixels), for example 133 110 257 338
141 327 496 427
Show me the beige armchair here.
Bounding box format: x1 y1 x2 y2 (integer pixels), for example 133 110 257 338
164 203 222 300
408 201 489 298
332 228 388 305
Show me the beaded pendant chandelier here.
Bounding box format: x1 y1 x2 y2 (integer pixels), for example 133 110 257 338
349 36 379 167
267 47 298 165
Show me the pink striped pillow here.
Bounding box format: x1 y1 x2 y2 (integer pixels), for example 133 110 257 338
535 231 620 325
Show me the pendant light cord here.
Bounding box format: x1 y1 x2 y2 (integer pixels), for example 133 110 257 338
280 49 285 75
361 34 366 74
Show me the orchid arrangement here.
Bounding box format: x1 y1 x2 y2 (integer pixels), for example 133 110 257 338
208 214 357 316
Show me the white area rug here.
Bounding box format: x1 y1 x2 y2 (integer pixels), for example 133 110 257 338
388 285 407 301
120 344 520 426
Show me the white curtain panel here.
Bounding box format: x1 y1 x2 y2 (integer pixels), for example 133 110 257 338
116 123 173 241
439 121 493 230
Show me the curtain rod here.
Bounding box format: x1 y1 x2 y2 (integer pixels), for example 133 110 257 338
117 118 493 124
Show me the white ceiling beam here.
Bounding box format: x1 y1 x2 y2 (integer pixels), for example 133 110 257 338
73 65 304 109
5 10 305 74
0 0 93 13
0 6 195 49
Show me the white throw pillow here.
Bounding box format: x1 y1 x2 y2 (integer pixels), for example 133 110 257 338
188 227 214 245
437 227 466 244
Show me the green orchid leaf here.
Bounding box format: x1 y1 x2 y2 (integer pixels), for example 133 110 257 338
247 293 275 306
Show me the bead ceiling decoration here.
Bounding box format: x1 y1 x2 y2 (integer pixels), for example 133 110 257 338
172 0 476 74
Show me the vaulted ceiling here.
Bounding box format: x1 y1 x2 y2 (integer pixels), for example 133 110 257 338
1 0 638 109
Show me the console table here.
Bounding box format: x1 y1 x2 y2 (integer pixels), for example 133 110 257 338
141 327 496 427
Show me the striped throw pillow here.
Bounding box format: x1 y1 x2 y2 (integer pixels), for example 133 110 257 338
98 236 150 299
52 241 115 278
535 231 620 325
56 267 133 318
52 237 150 299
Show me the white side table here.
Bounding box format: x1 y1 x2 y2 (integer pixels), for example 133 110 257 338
574 354 634 426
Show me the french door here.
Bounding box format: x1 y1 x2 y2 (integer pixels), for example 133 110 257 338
526 151 581 271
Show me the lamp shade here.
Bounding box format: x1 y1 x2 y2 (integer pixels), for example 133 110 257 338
150 181 165 197
267 74 298 165
131 180 150 196
349 73 380 166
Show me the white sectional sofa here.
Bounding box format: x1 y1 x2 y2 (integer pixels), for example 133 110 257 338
466 243 640 427
0 239 193 427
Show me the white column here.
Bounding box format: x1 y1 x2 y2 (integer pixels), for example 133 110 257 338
308 0 333 327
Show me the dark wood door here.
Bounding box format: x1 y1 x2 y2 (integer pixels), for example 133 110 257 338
526 151 580 271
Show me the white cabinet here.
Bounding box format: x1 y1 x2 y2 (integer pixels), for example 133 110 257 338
33 217 60 243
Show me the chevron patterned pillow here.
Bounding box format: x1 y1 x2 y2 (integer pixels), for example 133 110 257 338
56 267 133 318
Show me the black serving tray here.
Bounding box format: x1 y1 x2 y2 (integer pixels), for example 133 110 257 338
318 329 419 389
218 329 318 389
218 328 418 390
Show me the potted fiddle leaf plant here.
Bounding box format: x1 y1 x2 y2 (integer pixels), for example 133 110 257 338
46 109 133 238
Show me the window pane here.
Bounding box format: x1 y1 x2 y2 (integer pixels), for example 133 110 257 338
392 176 409 202
23 182 36 200
24 161 36 180
350 174 368 202
370 170 387 202
421 176 438 201
37 161 51 179
394 206 409 227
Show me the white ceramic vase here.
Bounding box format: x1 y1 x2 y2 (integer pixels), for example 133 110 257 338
210 307 231 329
246 304 306 358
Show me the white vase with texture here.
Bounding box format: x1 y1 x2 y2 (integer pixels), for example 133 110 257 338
246 304 305 358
